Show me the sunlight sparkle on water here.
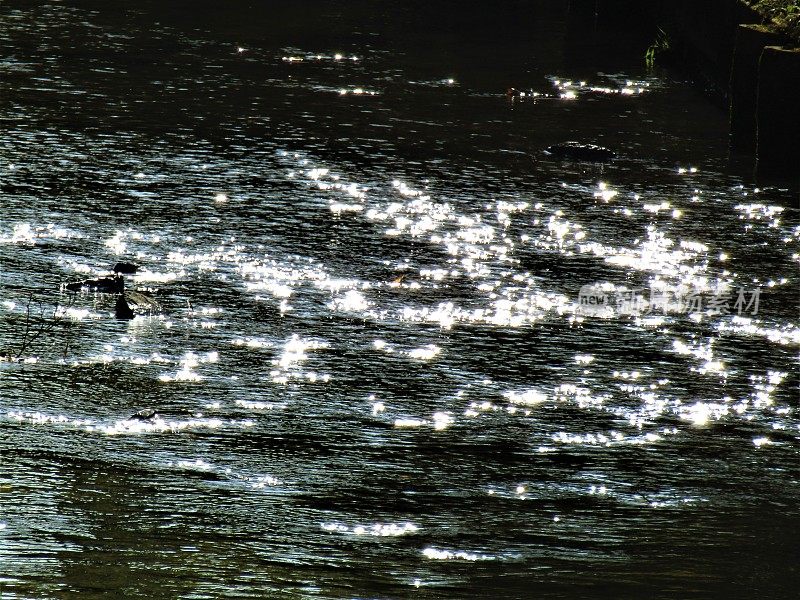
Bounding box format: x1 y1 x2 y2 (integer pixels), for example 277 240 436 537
432 412 454 431
232 337 272 349
58 306 92 321
9 223 35 244
679 401 729 426
549 76 651 99
716 317 800 346
270 335 331 384
407 344 441 361
594 182 618 202
322 522 419 537
157 351 214 383
422 548 494 562
101 415 225 436
235 399 284 411
4 410 235 437
329 289 370 312
504 389 547 406
104 231 127 254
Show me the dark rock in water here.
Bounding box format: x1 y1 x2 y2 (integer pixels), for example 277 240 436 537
113 262 139 274
65 275 124 294
115 294 135 320
544 141 616 162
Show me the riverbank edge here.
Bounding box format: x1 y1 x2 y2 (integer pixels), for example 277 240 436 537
567 0 798 192
743 0 800 43
647 0 799 191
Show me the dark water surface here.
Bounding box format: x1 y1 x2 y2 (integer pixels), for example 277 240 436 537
1 2 798 598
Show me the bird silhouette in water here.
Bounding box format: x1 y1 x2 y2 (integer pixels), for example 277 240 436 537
115 294 136 320
63 262 161 320
129 408 159 421
113 262 139 275
64 274 124 294
115 285 161 320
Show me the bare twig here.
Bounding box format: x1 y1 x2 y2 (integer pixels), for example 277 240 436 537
11 294 76 360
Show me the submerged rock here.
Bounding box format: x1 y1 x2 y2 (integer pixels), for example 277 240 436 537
544 141 616 162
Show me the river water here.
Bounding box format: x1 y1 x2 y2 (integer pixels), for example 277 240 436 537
1 2 798 598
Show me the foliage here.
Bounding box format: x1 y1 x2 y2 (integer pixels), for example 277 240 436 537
746 0 800 42
646 27 672 68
